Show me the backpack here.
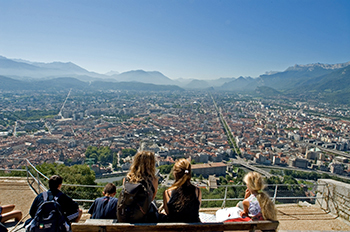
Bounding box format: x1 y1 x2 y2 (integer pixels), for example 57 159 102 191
26 191 71 232
117 179 153 223
0 222 7 232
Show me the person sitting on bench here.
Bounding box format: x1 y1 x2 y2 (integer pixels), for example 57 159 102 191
163 158 202 222
88 183 118 219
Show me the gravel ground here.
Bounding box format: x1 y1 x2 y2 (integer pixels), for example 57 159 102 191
0 177 36 219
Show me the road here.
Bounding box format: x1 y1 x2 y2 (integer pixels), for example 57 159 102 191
232 159 273 178
211 94 273 178
58 88 72 118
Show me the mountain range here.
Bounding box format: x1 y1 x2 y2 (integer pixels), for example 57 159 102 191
1 55 350 103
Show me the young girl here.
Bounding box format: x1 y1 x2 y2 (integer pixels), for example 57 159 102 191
163 158 201 222
216 172 277 222
239 171 277 220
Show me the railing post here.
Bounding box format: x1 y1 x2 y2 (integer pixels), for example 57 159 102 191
273 185 278 203
26 159 29 184
221 186 228 208
37 170 41 193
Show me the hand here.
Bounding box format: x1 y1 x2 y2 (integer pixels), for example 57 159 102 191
244 188 251 199
240 210 248 217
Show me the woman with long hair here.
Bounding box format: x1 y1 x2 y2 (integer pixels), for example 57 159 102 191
117 150 158 223
163 158 201 222
127 150 158 201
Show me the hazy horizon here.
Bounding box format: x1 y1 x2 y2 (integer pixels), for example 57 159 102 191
1 0 349 80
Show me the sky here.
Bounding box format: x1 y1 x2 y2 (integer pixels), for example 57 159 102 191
0 0 349 80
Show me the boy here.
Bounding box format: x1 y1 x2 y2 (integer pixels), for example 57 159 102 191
29 175 82 222
88 183 118 219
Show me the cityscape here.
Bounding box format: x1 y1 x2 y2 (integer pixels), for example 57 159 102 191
1 1 350 230
1 89 350 183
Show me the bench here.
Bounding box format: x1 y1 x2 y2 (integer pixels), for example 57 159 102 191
71 219 279 232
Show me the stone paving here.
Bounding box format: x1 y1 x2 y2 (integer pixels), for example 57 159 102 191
1 177 350 232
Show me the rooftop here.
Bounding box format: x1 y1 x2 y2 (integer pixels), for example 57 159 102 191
1 177 350 232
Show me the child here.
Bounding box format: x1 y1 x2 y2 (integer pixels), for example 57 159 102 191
88 183 118 219
215 172 277 222
240 172 277 221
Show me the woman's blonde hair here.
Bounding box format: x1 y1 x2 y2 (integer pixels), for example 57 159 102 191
244 172 277 221
127 151 156 183
169 158 192 190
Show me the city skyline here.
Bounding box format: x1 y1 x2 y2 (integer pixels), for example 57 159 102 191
1 0 349 80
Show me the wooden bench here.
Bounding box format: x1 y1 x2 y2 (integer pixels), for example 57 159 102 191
72 219 279 232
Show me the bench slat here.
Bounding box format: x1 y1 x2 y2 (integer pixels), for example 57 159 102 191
71 220 279 232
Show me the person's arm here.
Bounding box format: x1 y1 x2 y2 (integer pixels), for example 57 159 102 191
244 188 251 199
240 199 250 217
60 193 81 222
196 187 202 206
29 195 41 218
163 189 171 215
87 200 96 217
152 178 158 201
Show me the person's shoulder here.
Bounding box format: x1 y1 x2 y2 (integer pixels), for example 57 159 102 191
34 192 44 201
57 191 75 203
109 197 118 204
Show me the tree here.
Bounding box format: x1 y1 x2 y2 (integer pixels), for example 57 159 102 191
121 148 137 158
199 174 203 181
35 163 101 204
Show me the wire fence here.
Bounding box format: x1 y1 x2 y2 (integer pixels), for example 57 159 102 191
0 157 325 209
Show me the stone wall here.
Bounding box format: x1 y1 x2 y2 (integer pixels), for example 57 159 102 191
316 179 350 221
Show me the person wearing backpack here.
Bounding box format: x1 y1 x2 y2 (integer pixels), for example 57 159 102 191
88 183 118 219
27 175 82 231
117 151 158 223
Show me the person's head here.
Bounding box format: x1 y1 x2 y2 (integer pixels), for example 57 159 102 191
243 172 277 221
170 158 191 190
243 171 264 192
103 183 116 196
49 175 63 190
127 150 156 183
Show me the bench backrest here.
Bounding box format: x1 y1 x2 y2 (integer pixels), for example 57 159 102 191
71 219 279 232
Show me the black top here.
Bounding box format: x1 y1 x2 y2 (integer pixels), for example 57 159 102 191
88 196 118 219
29 189 80 222
166 184 200 223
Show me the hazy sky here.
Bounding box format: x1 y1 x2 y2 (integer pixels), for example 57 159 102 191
0 0 349 80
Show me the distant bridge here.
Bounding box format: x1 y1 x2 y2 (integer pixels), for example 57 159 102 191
232 159 273 178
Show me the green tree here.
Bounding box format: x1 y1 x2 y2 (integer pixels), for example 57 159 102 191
36 163 101 205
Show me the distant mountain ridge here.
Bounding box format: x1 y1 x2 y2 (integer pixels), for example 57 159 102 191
112 70 174 85
0 75 183 92
1 55 350 99
286 62 350 71
0 56 176 85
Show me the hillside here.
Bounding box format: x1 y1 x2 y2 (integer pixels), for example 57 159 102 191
0 76 183 92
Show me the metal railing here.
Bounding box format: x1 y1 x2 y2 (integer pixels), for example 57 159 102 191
0 157 325 208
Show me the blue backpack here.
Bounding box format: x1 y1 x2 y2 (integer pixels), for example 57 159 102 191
26 191 70 232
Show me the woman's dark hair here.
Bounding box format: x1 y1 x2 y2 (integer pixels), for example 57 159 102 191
169 159 195 211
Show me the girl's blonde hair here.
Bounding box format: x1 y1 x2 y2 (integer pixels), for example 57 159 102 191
127 151 156 183
169 158 192 190
244 172 277 221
